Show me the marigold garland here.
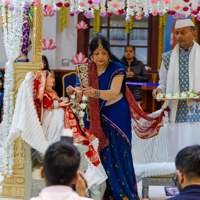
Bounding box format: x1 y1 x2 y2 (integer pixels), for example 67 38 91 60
126 15 133 34
93 6 100 35
60 6 67 32
1 15 3 29
159 13 167 29
5 5 8 25
126 21 129 34
93 9 97 34
96 8 100 33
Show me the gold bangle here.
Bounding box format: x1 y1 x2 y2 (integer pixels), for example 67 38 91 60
93 89 100 98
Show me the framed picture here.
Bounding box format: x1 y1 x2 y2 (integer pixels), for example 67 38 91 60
164 15 191 52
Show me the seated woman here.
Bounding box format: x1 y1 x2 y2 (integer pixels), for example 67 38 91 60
34 70 107 189
120 46 149 105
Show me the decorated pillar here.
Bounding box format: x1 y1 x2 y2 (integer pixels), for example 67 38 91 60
32 3 43 64
0 3 43 199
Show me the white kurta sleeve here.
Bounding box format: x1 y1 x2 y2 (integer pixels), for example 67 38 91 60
157 61 167 93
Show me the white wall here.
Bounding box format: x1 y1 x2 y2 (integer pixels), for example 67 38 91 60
0 8 77 70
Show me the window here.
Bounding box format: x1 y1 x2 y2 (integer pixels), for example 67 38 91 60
87 15 149 65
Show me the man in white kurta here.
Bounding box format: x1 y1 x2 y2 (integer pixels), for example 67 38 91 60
153 19 200 157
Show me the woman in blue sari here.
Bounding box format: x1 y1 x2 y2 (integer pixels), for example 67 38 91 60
67 36 139 200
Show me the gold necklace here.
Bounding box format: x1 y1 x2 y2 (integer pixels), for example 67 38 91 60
96 63 108 71
45 85 53 91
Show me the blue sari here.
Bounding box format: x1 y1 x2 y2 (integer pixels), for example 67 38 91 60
76 61 139 200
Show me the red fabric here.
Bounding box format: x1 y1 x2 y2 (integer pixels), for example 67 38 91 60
64 107 100 166
34 71 47 121
88 62 110 152
125 86 164 139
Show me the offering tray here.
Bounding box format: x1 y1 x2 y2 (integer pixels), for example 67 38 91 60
157 97 199 101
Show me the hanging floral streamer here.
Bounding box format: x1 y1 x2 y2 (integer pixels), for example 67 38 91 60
1 0 25 176
2 0 200 22
59 5 67 32
159 13 167 29
126 15 133 33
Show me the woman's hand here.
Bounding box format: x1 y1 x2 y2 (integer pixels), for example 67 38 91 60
126 71 134 78
66 85 76 95
76 103 82 111
59 101 72 108
83 87 96 97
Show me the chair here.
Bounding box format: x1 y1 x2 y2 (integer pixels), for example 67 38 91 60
62 72 76 97
142 174 175 198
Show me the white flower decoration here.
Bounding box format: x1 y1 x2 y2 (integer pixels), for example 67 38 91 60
166 94 172 99
189 93 194 98
71 94 75 99
80 103 87 109
157 93 163 99
79 111 85 118
181 93 187 98
82 95 87 101
172 93 179 98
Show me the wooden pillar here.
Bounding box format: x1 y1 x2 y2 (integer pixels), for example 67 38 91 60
77 13 85 54
149 15 159 72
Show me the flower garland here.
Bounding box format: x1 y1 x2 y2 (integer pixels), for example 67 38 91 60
159 13 167 29
1 0 24 175
92 5 100 35
96 6 100 33
5 5 8 24
3 0 200 22
125 15 133 33
93 8 97 34
1 15 3 29
70 94 87 128
59 6 67 32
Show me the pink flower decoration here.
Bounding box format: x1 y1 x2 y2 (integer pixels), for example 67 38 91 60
135 15 141 20
164 0 170 4
75 20 88 29
5 1 10 5
175 5 180 10
43 9 55 16
113 3 118 8
71 52 88 64
42 38 57 50
79 2 85 6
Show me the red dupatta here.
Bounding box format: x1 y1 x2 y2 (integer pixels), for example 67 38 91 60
34 71 47 121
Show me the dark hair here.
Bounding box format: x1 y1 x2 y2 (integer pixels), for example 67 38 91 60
190 26 195 32
42 55 50 71
124 45 135 53
89 36 112 60
44 141 80 185
175 145 200 180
